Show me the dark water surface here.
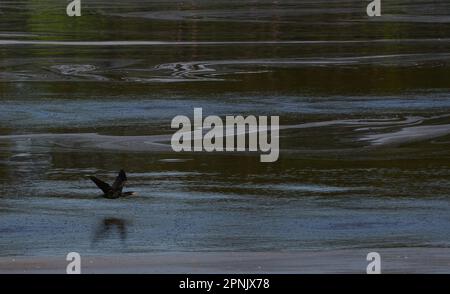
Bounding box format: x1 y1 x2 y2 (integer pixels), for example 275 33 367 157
1 0 450 256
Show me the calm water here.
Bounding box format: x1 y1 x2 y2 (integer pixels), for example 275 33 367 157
0 0 450 257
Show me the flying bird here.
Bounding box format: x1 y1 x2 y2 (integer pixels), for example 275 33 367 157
90 170 136 199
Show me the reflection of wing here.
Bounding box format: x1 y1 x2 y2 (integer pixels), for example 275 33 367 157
90 176 111 194
112 170 127 193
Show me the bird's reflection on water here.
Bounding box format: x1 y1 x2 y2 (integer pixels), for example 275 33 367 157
92 217 129 247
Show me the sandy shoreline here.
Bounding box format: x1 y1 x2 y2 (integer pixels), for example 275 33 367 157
1 248 449 274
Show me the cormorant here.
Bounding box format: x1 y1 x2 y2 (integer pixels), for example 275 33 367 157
90 170 136 199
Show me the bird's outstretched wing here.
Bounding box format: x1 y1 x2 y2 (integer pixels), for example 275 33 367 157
90 176 111 194
111 170 127 193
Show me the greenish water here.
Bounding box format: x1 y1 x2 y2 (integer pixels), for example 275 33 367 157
0 0 450 257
